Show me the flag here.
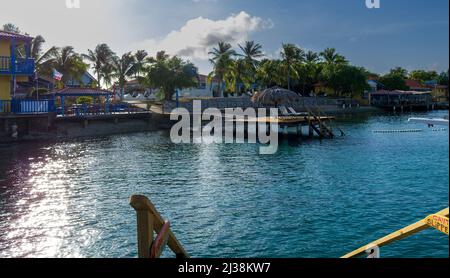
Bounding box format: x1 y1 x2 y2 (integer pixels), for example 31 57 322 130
53 69 63 81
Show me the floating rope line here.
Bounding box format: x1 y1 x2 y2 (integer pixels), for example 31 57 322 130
431 128 447 132
372 129 423 133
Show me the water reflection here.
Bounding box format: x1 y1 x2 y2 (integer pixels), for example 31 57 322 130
0 111 448 258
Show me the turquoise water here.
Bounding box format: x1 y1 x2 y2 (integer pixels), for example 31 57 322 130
0 110 448 258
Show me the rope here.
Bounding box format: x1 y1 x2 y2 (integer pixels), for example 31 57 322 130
373 129 423 133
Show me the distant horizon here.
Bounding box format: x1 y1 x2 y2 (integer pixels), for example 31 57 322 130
1 0 448 75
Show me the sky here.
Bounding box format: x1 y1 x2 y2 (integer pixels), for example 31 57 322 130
1 0 448 75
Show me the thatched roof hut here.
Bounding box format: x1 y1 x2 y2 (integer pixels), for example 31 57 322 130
251 86 300 107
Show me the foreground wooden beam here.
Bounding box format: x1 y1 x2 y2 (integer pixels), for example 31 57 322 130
342 208 449 258
130 195 189 258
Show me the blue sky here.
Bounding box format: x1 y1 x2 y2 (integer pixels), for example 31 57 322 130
1 0 448 74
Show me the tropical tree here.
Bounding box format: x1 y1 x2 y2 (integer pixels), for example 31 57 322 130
256 59 284 89
280 43 305 90
320 64 369 97
239 41 264 67
320 48 347 65
225 59 250 96
303 51 322 94
238 41 264 90
111 52 135 99
208 42 237 97
438 70 449 86
378 72 409 91
83 44 115 88
99 63 115 89
38 46 87 85
389 67 408 79
30 36 59 76
305 50 319 64
409 70 439 83
2 23 21 33
130 50 149 78
140 51 198 101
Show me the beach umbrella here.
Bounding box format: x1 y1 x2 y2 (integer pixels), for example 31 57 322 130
251 86 300 107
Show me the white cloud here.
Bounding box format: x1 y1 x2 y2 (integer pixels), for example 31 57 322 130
134 11 273 61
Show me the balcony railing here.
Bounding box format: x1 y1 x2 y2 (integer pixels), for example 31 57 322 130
0 99 55 115
0 56 35 75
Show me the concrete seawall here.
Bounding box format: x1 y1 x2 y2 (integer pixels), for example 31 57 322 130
0 112 172 143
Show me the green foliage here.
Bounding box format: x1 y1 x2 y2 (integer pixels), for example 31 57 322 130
389 67 409 79
2 23 21 33
409 70 439 83
82 44 116 88
320 64 369 97
438 71 449 86
378 73 409 91
76 96 93 105
38 46 88 83
140 52 198 100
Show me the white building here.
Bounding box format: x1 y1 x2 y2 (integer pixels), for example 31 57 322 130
178 74 221 98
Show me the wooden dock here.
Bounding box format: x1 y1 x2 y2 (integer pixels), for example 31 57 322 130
232 114 337 139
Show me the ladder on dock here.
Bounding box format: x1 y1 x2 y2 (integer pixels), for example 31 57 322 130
305 107 335 139
130 195 189 258
342 207 449 258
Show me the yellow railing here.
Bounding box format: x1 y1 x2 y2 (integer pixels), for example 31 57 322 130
342 208 449 258
130 195 189 258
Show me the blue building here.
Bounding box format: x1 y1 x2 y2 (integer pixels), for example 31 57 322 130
65 71 97 88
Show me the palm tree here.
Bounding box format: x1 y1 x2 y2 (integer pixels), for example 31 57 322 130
112 52 135 99
100 63 115 89
208 42 236 97
131 50 148 78
225 59 249 96
281 43 305 90
39 46 87 84
30 36 59 76
256 59 283 89
83 44 115 88
305 51 319 64
238 41 264 69
319 48 347 65
238 41 264 88
390 67 409 79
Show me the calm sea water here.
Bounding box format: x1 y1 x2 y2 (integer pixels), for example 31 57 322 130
0 110 448 258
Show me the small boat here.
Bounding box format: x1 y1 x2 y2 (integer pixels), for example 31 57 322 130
408 117 449 127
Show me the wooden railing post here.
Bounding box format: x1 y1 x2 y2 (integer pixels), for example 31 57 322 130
130 195 154 258
130 195 189 259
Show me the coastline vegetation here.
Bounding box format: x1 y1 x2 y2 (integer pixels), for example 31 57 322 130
3 23 449 101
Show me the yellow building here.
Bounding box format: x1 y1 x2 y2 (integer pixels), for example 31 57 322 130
0 30 35 101
429 85 449 102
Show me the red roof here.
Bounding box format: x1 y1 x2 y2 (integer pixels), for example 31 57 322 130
405 79 427 89
371 90 431 96
0 30 34 41
48 87 114 96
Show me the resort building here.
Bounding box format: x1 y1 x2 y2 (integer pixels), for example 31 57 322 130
65 71 97 88
178 74 220 98
370 90 433 110
423 81 449 102
122 74 221 100
0 30 35 101
405 79 430 92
